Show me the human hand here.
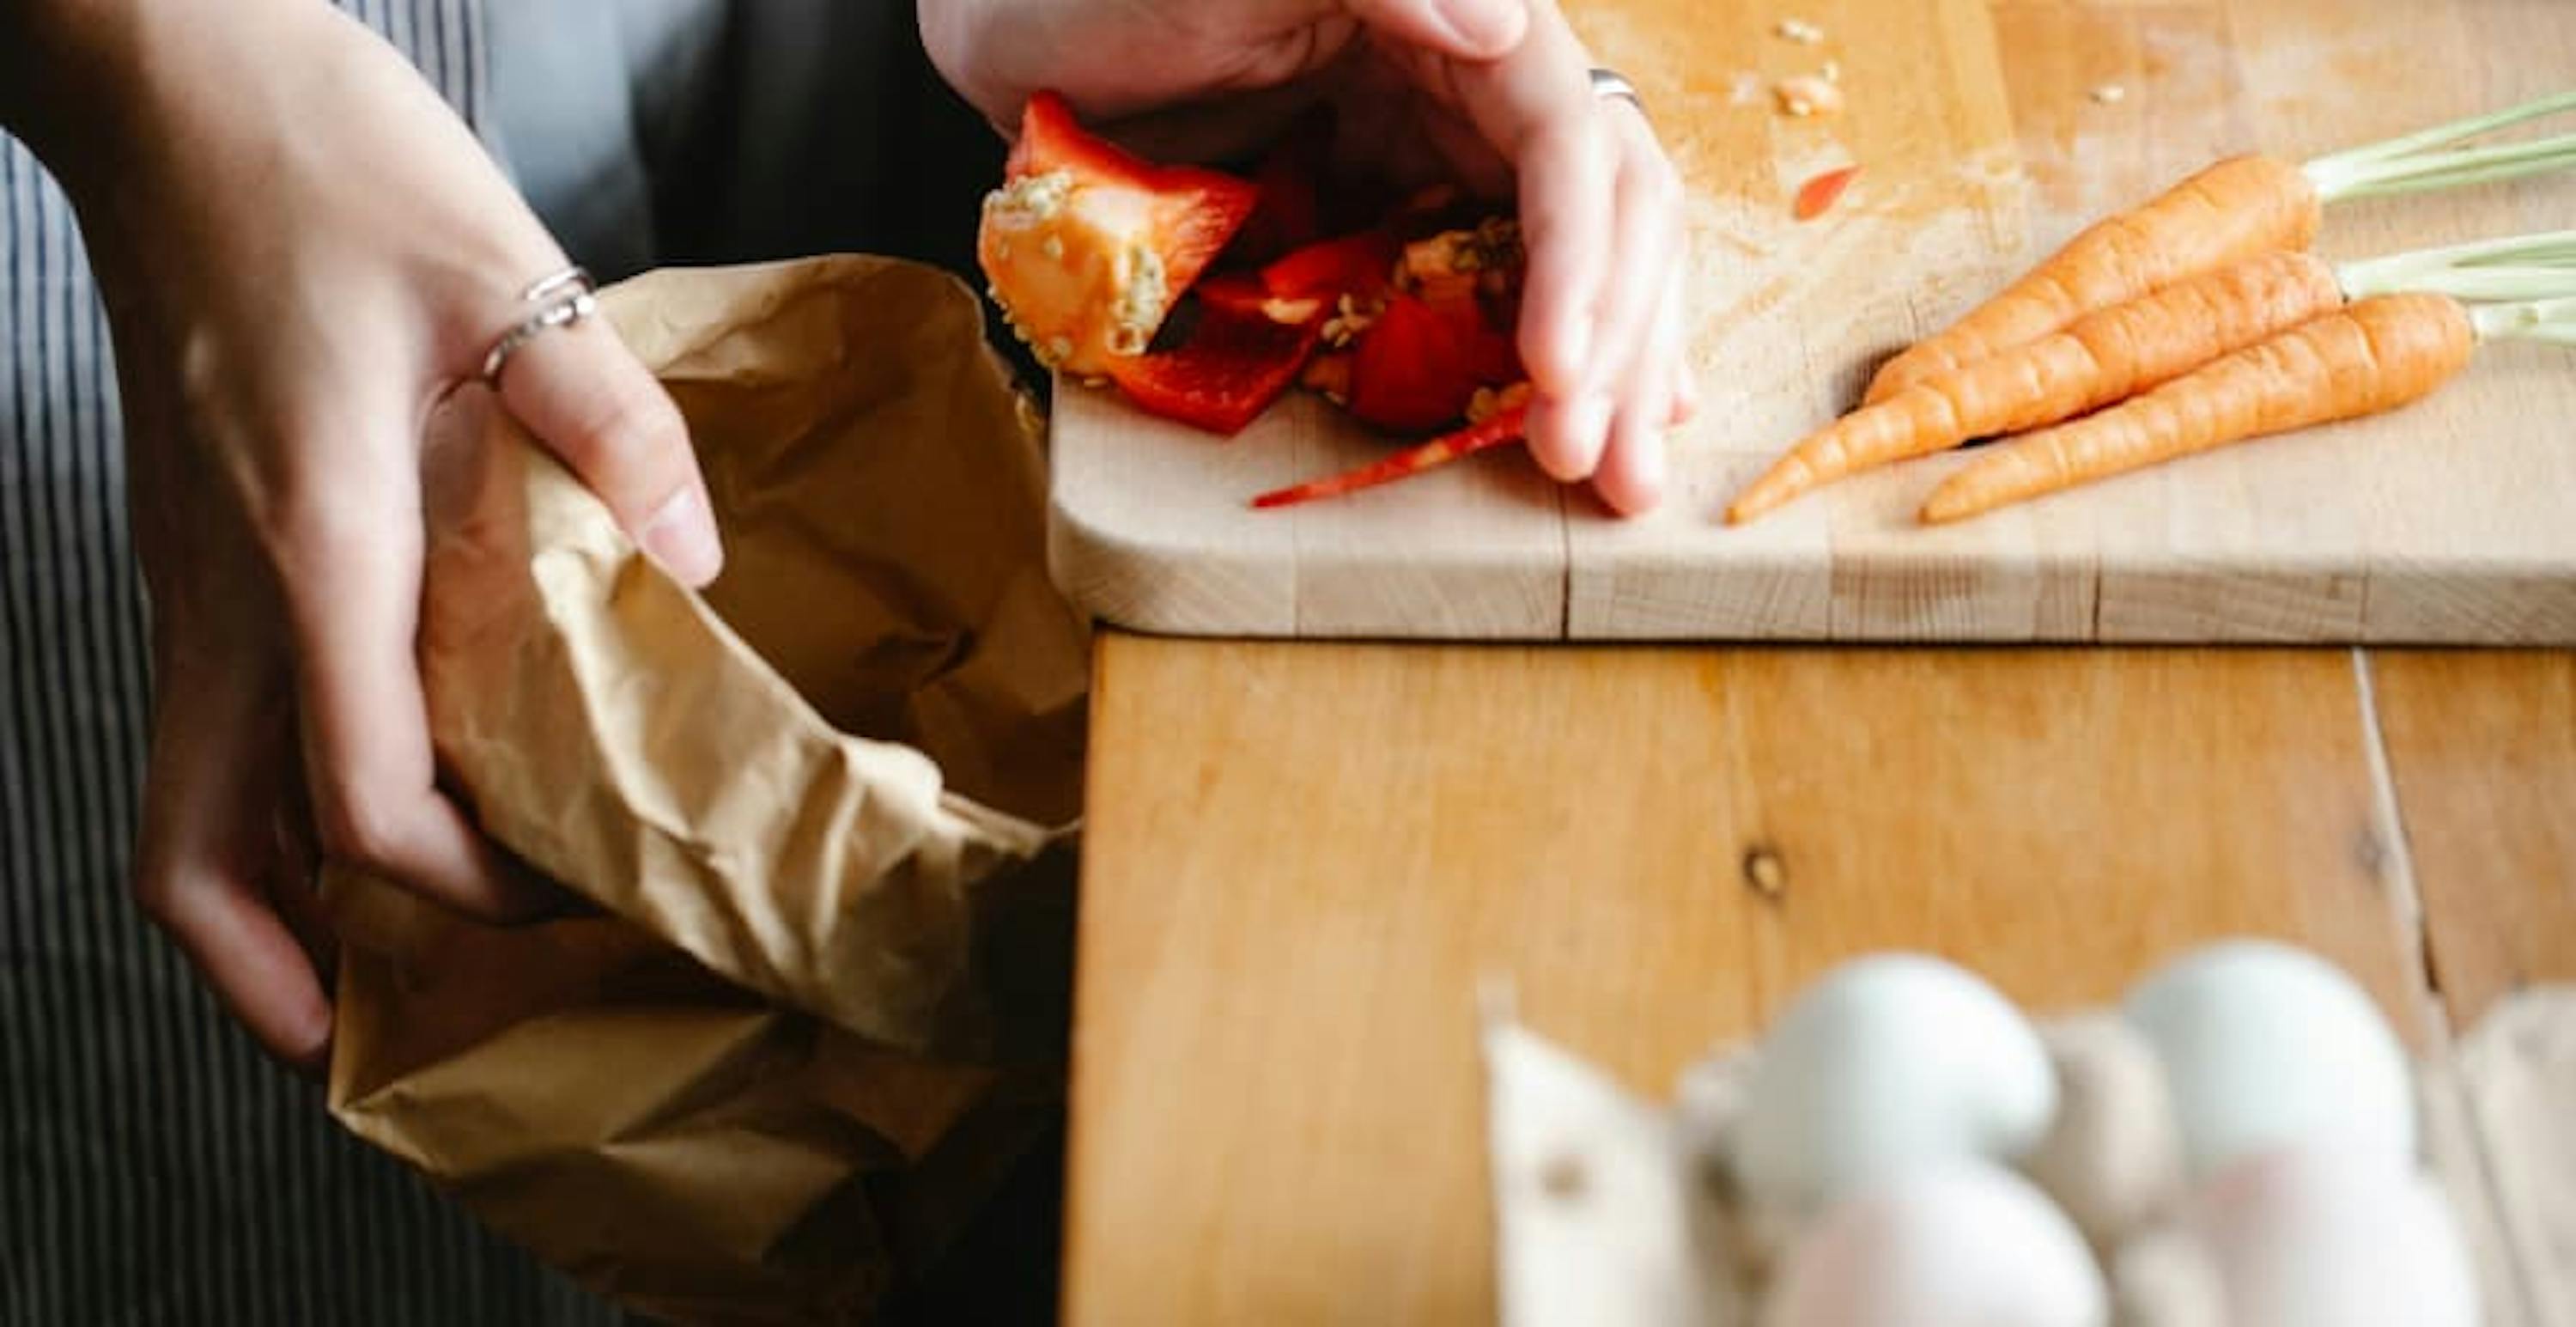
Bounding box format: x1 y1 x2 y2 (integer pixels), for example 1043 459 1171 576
922 0 1695 514
12 1 723 1070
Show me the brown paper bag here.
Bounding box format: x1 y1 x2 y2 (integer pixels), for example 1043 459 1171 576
326 255 1088 1325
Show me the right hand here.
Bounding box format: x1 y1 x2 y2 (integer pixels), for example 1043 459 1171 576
25 2 724 1071
923 0 1698 514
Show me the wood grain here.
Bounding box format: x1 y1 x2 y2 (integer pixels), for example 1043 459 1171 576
2369 651 2576 1030
2368 648 2576 1324
1062 636 2432 1325
1041 0 2576 643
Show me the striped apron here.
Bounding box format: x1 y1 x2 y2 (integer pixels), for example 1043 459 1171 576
3 3 624 1321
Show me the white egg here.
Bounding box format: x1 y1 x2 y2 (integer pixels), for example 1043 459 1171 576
1762 1161 2109 1327
1732 954 2057 1220
2178 1142 2478 1327
2123 939 2416 1178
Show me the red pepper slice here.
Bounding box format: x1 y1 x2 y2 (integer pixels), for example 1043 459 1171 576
1249 404 1532 508
1005 92 1259 300
1103 303 1323 436
981 92 1262 375
1261 229 1403 304
1345 293 1519 435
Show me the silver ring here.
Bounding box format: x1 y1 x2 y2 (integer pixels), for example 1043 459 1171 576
479 265 598 385
1589 68 1645 117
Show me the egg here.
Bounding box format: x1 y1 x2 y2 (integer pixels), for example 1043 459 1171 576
2127 1141 2479 1327
2021 1014 2186 1251
2123 939 2416 1178
1732 954 2058 1220
1762 1161 2109 1327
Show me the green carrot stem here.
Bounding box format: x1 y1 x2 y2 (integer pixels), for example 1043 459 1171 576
2336 228 2576 301
2470 294 2576 343
2307 128 2576 202
2306 88 2576 173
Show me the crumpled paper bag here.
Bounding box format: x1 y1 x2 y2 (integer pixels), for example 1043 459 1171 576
325 255 1089 1324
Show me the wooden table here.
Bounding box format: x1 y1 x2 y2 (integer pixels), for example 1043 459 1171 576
1054 1 2576 1323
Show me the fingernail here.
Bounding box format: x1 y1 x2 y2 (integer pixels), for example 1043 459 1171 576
640 487 724 587
1436 0 1527 55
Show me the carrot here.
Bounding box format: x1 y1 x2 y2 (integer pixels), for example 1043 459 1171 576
1862 88 2576 405
1728 226 2576 524
1863 155 2320 403
1728 249 2345 523
1917 293 2476 524
1250 402 1528 508
1795 166 1861 222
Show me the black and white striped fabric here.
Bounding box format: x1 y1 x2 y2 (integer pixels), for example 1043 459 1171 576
3 2 626 1321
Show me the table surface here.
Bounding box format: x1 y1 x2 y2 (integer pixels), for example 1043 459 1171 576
1056 0 2576 1322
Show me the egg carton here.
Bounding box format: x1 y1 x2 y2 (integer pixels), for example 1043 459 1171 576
1479 945 2572 1327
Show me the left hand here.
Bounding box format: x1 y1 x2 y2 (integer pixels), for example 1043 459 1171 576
921 0 1695 515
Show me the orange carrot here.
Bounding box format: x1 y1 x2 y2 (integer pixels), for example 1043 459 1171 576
1795 166 1861 222
1864 155 2321 404
1917 293 2476 524
1864 89 2576 404
1726 250 2344 523
1250 403 1528 508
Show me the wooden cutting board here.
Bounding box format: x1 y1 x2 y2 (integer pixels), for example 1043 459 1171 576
1046 0 2576 642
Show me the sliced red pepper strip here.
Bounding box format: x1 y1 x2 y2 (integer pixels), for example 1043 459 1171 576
1249 404 1531 508
1261 229 1402 302
1104 303 1322 436
1793 165 1861 222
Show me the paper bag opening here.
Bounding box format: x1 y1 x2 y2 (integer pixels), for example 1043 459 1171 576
329 255 1087 1324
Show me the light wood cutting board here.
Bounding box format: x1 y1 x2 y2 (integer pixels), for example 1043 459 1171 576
1046 0 2576 642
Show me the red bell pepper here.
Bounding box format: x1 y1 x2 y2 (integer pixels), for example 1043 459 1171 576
1261 229 1402 305
1103 302 1323 436
1003 91 1257 301
980 92 1261 375
1344 293 1523 435
1249 403 1532 508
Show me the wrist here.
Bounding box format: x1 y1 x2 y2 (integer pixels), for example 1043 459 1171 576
1 0 310 198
